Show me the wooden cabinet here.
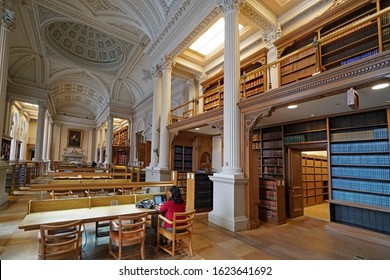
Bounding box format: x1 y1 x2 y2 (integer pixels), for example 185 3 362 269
173 145 193 172
254 126 284 179
186 172 213 212
259 177 285 225
1 136 12 161
202 78 224 112
329 108 390 234
302 155 329 206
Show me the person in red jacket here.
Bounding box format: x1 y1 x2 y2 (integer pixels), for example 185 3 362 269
159 186 186 232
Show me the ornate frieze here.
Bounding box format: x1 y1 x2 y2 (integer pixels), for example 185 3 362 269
217 0 246 14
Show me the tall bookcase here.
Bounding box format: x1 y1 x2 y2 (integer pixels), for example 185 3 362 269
113 125 128 146
302 155 329 206
186 172 213 212
173 145 193 172
320 1 379 71
1 136 11 161
284 119 328 144
259 177 286 225
329 109 390 234
176 171 187 201
256 126 284 178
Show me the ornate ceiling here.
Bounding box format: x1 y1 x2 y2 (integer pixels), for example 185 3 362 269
7 0 321 123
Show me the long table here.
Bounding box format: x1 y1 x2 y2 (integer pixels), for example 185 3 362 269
19 204 158 231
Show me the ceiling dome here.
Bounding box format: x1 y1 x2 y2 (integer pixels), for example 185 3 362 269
46 21 125 70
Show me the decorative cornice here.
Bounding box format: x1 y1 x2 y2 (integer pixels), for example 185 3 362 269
87 0 126 15
169 7 220 58
240 3 272 31
243 106 274 133
217 0 246 14
146 0 192 55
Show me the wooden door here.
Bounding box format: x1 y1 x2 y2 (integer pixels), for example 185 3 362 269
287 148 304 218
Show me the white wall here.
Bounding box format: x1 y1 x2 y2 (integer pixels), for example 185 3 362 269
212 135 222 172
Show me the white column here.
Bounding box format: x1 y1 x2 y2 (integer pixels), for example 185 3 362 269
186 79 195 116
104 115 113 165
220 0 242 175
0 7 14 139
157 56 175 170
42 112 48 161
34 101 46 162
196 74 206 114
148 65 162 168
99 126 104 164
87 128 93 163
52 122 62 162
209 0 248 232
46 118 53 169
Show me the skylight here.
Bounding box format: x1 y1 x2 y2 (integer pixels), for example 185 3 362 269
189 18 243 56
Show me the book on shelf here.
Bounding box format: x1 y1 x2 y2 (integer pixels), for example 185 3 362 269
340 48 379 65
332 190 390 208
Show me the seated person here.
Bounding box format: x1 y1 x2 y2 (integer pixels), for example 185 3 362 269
159 186 186 233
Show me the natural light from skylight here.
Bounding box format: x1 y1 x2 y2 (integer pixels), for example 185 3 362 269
189 18 243 56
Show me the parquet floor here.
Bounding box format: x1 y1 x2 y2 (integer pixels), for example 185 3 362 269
1 192 390 260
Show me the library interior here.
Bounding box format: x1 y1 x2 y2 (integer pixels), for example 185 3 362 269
0 0 390 260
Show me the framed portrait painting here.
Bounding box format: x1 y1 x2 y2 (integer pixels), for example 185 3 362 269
68 129 82 148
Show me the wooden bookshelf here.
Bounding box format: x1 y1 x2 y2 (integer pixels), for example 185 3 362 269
329 108 390 234
302 154 329 206
380 0 390 51
176 171 187 201
259 177 286 225
186 172 213 212
173 145 193 172
1 136 12 161
283 119 328 144
113 125 128 146
320 1 379 70
252 126 283 178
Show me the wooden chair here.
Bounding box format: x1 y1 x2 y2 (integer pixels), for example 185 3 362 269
157 210 195 257
109 213 147 260
39 220 83 260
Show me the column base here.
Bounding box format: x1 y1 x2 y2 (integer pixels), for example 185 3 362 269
209 172 248 232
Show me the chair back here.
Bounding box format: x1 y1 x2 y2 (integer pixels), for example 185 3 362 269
39 220 82 260
173 210 195 233
109 213 148 260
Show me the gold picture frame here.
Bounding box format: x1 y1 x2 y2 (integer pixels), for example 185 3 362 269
68 129 82 148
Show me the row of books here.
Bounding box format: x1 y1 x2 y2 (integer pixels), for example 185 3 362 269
331 127 388 142
263 166 283 174
382 26 390 41
263 158 283 165
262 150 283 157
331 166 390 180
280 47 316 67
259 190 277 200
321 18 374 44
332 190 390 208
280 55 316 75
243 86 264 97
252 142 261 150
243 70 263 81
381 13 390 25
332 178 390 195
331 154 390 166
281 64 317 85
284 132 327 143
330 141 389 153
262 130 282 140
340 48 379 65
262 140 282 149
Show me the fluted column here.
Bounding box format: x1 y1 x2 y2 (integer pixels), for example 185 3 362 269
52 122 62 162
196 74 206 113
87 128 93 163
42 112 48 161
46 117 53 164
34 101 46 162
220 0 242 175
104 115 113 165
98 126 104 164
149 65 162 168
157 56 175 170
0 6 14 139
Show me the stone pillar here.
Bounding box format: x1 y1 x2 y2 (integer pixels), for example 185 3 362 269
42 112 48 161
98 126 104 164
157 56 175 170
148 65 161 169
104 115 113 165
0 6 14 139
52 122 62 162
87 128 93 163
209 0 248 232
45 117 53 171
196 74 206 114
34 101 46 162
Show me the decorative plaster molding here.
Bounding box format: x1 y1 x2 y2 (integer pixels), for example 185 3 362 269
146 0 192 55
217 0 246 14
243 106 274 133
240 3 272 31
1 5 15 30
87 0 126 15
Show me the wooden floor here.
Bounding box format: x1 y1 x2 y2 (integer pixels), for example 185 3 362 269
1 192 390 260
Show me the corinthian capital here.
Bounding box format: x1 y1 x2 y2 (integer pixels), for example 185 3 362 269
217 0 246 13
160 55 176 72
151 64 162 79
